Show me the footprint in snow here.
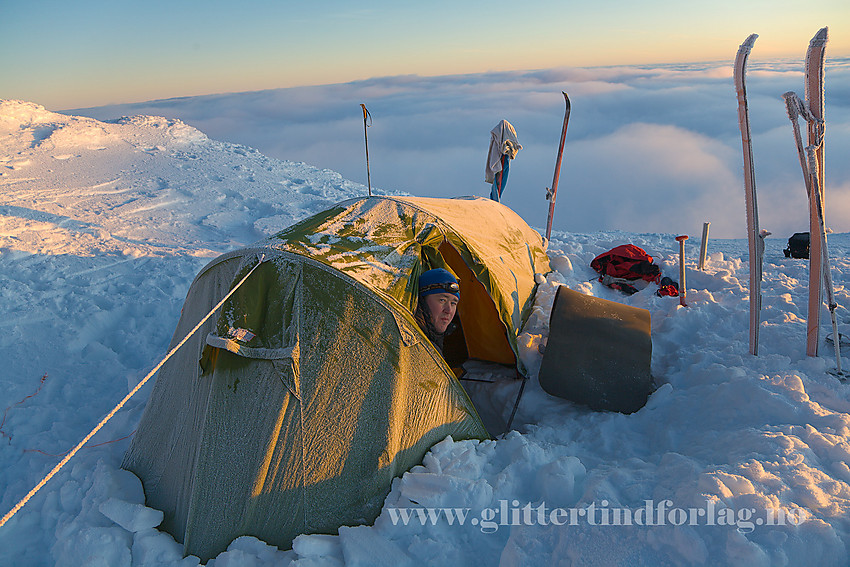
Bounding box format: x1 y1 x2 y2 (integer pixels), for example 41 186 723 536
6 159 32 170
297 186 323 197
30 125 58 147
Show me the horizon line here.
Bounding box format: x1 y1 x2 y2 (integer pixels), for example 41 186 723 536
56 55 850 113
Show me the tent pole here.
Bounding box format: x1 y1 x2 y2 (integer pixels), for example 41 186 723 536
505 371 527 431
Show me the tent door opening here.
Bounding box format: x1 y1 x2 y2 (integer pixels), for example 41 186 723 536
437 242 516 371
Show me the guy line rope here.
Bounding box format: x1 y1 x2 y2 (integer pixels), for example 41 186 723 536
0 254 267 528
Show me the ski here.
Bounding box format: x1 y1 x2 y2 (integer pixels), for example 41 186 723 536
544 92 570 242
734 33 761 356
805 27 828 357
784 91 841 374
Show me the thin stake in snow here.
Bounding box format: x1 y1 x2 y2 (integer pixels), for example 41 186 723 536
676 235 689 307
360 104 373 197
698 222 710 271
0 254 268 530
783 91 842 375
0 373 48 443
734 33 762 356
544 92 570 242
506 369 526 432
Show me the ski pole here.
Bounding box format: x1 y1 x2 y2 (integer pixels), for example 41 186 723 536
782 92 816 200
360 103 372 196
698 222 710 271
545 92 570 242
676 235 689 307
806 144 842 375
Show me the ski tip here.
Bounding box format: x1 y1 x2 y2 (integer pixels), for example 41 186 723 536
735 34 758 64
740 33 758 49
810 27 828 46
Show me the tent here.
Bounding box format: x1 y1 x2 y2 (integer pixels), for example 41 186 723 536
122 195 551 561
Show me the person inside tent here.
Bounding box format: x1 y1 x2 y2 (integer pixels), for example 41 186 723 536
415 268 460 355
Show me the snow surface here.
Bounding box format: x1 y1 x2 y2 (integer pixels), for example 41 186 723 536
2 99 850 566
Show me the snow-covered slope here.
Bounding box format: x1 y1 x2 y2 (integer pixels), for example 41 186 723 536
0 100 368 257
1 100 850 566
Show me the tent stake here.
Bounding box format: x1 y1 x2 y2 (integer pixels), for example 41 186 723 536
505 372 527 432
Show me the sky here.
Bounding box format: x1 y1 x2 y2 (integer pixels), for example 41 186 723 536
2 1 849 239
1 0 849 110
67 59 850 240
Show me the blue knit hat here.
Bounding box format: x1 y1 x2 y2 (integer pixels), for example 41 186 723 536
418 268 460 298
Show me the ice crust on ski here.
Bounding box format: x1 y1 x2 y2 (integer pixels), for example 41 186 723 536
734 33 762 356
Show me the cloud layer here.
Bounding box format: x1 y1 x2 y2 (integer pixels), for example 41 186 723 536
69 58 850 239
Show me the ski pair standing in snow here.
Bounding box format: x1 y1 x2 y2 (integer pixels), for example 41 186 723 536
782 28 842 373
738 27 840 370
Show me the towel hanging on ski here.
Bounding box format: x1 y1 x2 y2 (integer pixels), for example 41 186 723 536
485 120 521 202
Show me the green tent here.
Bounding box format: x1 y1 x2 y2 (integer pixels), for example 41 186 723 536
123 195 550 561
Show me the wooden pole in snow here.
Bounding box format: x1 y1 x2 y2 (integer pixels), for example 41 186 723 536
360 104 372 196
676 235 689 307
698 222 710 270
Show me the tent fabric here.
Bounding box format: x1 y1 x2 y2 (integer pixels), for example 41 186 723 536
270 196 550 374
122 195 549 561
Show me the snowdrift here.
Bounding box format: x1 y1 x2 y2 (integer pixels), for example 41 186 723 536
1 101 850 566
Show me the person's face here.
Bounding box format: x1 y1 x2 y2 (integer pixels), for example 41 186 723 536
425 292 458 333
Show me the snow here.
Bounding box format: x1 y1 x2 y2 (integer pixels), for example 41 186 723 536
2 99 850 565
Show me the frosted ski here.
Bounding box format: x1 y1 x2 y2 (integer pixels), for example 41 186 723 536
544 92 570 242
734 33 761 356
784 91 841 371
805 27 828 357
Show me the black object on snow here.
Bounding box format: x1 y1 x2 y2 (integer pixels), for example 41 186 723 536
783 232 810 259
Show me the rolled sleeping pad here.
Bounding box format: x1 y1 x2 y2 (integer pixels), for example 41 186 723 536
538 286 653 413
